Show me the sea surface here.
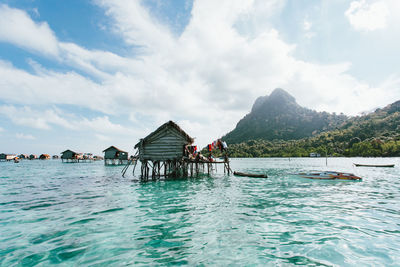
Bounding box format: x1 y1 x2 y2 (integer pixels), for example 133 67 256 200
1 158 399 266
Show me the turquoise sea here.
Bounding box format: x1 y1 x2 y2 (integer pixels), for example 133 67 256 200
1 158 399 266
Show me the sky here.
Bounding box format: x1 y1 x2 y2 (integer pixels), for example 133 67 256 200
0 0 399 155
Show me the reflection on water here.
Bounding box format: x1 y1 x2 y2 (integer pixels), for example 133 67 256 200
0 158 399 266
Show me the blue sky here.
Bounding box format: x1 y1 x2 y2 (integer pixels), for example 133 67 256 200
0 0 399 155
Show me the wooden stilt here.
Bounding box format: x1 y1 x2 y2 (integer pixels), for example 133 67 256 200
136 153 231 180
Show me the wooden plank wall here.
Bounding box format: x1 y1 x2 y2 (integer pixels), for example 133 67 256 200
139 127 188 160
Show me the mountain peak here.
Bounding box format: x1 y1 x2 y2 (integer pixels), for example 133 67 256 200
251 88 296 113
224 88 348 143
269 88 295 103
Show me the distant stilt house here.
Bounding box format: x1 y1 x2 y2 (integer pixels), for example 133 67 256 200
39 154 51 160
61 149 79 163
61 150 93 163
82 153 94 162
131 120 231 181
52 155 59 159
19 154 29 159
103 146 128 165
29 154 38 160
0 153 17 161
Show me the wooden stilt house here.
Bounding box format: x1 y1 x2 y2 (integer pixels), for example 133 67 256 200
19 154 29 159
0 153 17 161
103 146 128 165
61 149 79 163
134 121 194 180
124 121 231 180
132 120 233 180
39 154 51 160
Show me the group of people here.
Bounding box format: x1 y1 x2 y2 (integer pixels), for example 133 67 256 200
183 139 228 162
185 147 207 162
185 145 199 160
207 139 228 153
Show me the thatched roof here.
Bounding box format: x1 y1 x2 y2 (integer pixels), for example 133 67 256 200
103 146 127 153
134 120 194 148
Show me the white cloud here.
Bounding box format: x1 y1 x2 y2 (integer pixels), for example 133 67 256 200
0 60 112 113
0 1 399 148
0 4 59 56
0 105 52 129
345 0 389 31
16 133 36 140
303 18 315 39
77 116 133 135
0 5 135 80
303 19 312 31
95 134 111 141
0 105 139 137
96 0 175 53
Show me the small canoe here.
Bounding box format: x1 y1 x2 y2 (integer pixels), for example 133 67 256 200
293 171 362 180
234 171 268 178
354 163 394 168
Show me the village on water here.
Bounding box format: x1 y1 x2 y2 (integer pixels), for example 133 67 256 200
0 121 233 180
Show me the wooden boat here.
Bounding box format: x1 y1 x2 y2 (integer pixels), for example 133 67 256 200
354 163 394 168
234 171 268 178
294 171 362 180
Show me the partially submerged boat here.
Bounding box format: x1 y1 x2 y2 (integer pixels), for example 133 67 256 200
354 163 394 168
234 171 268 178
293 171 362 180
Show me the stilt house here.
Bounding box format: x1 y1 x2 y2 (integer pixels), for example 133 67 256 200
61 149 79 163
134 120 196 180
103 146 128 165
39 154 50 160
125 120 231 180
0 153 16 161
29 154 38 160
82 153 94 161
19 154 29 159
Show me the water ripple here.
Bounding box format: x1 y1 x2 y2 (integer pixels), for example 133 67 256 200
0 158 399 265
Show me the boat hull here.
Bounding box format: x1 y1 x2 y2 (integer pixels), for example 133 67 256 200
234 171 268 178
293 171 362 181
354 164 394 168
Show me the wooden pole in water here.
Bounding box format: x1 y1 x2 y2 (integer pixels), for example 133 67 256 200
132 159 138 176
142 161 145 180
325 149 328 166
151 161 155 180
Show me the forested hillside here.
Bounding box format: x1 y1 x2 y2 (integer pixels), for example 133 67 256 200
213 91 400 157
223 88 347 143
